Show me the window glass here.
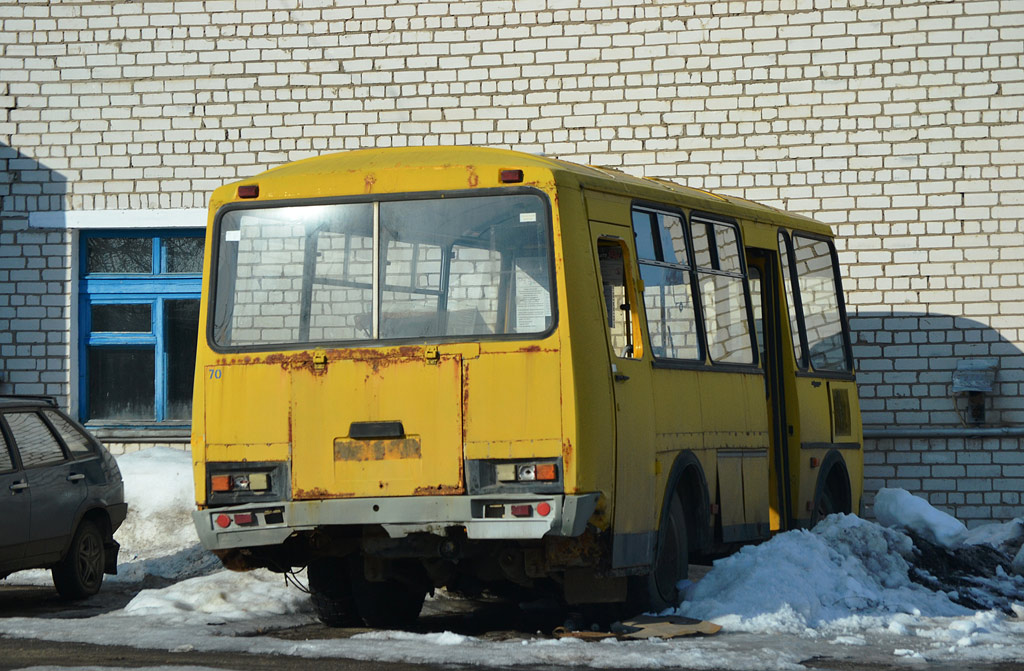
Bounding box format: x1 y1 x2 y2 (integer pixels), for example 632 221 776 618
380 196 551 338
0 430 13 471
42 410 94 458
631 210 657 260
631 207 700 361
213 194 552 347
640 265 699 359
5 412 66 468
380 234 445 339
82 231 202 425
87 237 152 274
714 224 742 274
166 299 200 420
658 212 687 266
691 220 713 269
693 217 755 365
700 274 754 364
792 235 849 372
447 245 503 335
87 347 156 420
598 241 638 359
165 237 204 273
91 304 151 332
748 266 764 364
777 231 805 367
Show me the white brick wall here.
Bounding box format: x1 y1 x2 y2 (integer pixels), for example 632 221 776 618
2 0 1022 524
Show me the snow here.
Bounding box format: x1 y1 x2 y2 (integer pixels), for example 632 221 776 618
873 487 969 549
2 446 1024 670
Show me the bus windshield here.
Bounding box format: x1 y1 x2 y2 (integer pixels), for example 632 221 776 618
211 192 553 348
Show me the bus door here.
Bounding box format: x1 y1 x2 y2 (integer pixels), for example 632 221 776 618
777 231 860 525
746 249 793 532
591 225 657 569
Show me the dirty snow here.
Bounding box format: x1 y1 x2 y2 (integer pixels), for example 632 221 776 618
2 447 1024 670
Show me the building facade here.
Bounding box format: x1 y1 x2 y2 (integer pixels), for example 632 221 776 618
1 0 1022 524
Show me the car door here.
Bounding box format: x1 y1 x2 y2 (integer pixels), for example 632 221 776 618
0 418 31 569
3 411 86 561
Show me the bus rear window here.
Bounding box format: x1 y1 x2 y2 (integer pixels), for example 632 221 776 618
211 193 552 348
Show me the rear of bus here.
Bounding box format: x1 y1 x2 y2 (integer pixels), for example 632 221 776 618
190 148 600 625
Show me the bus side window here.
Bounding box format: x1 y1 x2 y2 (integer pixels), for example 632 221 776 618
597 240 639 360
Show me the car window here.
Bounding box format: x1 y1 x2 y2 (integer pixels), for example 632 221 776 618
4 412 67 468
43 410 96 458
0 427 14 472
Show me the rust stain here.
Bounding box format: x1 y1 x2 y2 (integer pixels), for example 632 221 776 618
293 487 356 500
334 437 422 462
466 164 479 187
213 549 257 572
562 438 574 466
364 173 376 193
544 528 603 568
413 483 465 496
254 345 428 374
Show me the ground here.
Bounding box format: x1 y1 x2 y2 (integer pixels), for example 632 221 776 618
1 447 1023 671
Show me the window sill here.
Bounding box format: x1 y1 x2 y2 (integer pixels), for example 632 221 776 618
85 424 191 443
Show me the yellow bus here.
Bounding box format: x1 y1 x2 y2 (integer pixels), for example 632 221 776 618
191 147 862 626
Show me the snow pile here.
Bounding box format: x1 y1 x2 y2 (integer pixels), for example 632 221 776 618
112 447 222 583
111 447 308 620
676 513 969 630
874 487 968 548
124 568 310 623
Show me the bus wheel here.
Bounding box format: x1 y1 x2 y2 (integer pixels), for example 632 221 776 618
810 462 850 528
631 491 688 613
308 557 359 627
350 559 427 629
811 486 838 527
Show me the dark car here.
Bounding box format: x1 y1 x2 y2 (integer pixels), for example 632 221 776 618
0 395 127 599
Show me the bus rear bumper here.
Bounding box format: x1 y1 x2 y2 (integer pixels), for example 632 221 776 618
192 493 601 552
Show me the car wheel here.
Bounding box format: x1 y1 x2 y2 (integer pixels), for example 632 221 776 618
52 518 105 600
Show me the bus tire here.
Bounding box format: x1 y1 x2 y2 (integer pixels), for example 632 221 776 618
308 557 359 627
350 559 427 629
810 453 852 528
630 490 688 613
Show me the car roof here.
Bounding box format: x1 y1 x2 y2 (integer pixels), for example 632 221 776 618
0 395 59 410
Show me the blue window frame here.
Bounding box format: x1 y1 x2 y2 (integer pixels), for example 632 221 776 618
79 230 204 425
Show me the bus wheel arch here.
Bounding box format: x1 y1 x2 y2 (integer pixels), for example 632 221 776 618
665 451 712 556
810 450 852 527
629 451 711 612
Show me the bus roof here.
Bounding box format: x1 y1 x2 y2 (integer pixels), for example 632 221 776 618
235 146 832 235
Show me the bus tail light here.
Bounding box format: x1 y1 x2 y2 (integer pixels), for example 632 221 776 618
211 475 232 492
499 169 524 183
510 504 532 517
237 184 259 198
535 464 557 481
514 462 558 482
